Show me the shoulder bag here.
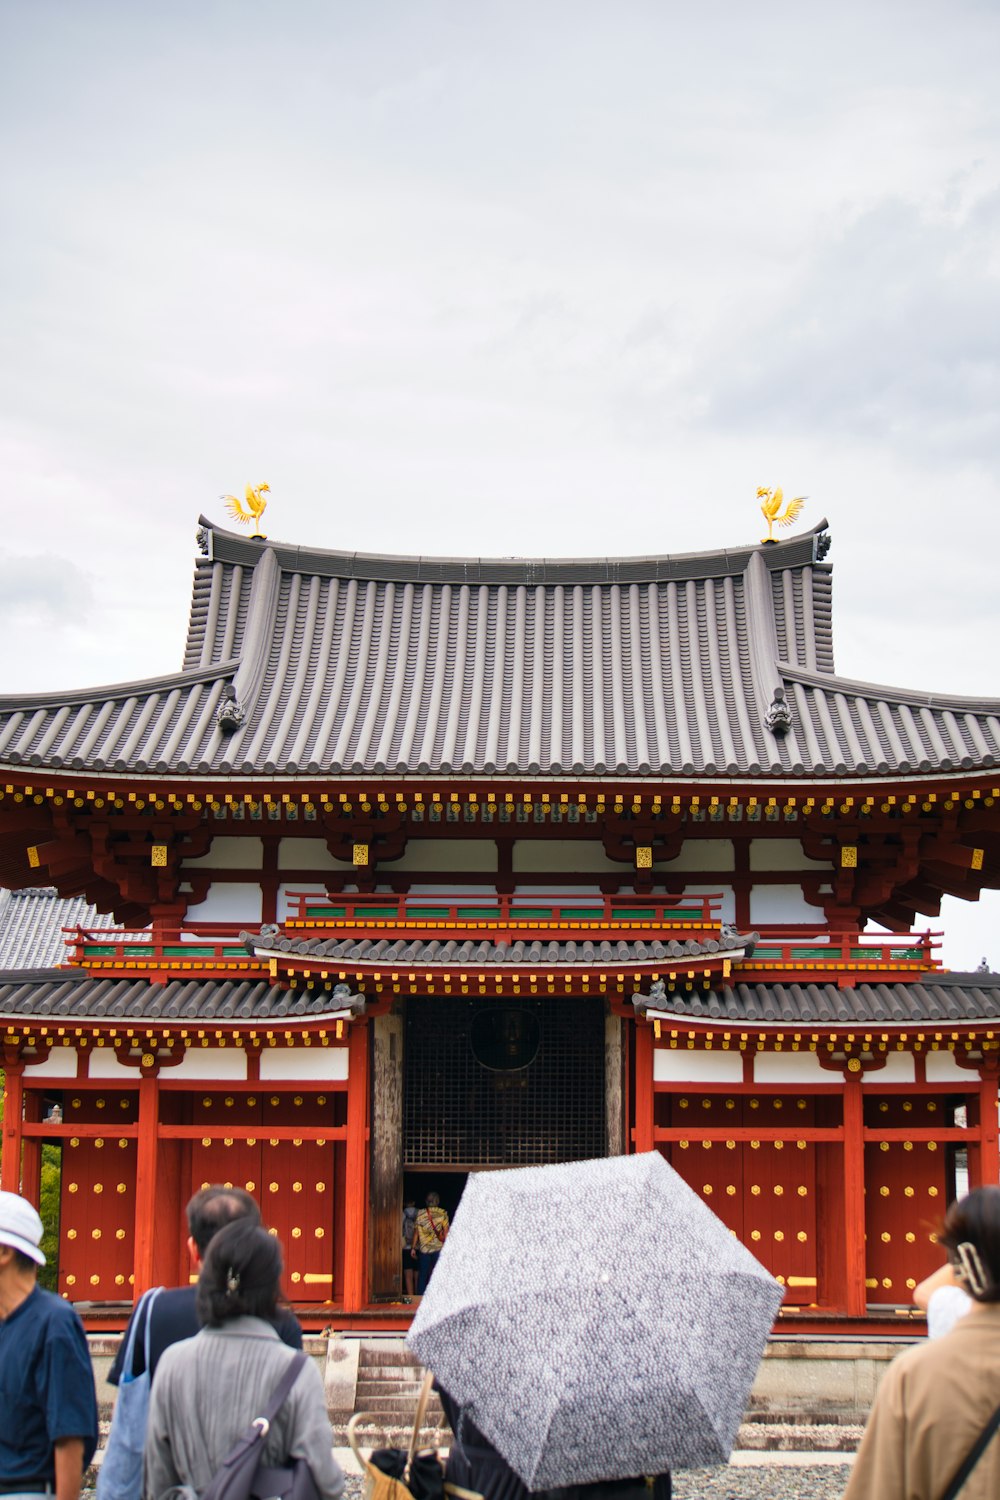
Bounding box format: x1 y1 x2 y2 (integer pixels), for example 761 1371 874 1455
97 1286 163 1500
199 1351 319 1500
940 1397 1000 1500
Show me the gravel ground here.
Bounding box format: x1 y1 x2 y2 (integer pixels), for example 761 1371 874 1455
672 1469 852 1498
338 1467 854 1499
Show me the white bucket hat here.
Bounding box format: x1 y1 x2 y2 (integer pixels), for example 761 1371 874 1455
0 1190 46 1265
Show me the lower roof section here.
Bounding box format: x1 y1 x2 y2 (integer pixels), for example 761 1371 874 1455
1 969 1000 1028
641 973 1000 1027
0 971 347 1023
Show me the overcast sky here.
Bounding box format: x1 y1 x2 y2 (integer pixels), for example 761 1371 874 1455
2 1 999 965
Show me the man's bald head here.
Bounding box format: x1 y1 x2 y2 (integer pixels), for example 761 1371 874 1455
186 1186 262 1257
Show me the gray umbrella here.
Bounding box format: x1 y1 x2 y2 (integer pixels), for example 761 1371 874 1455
408 1152 782 1489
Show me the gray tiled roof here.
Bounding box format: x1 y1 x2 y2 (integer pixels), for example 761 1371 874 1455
0 972 354 1021
0 888 115 969
248 933 753 965
1 970 999 1025
639 973 1000 1026
0 517 998 780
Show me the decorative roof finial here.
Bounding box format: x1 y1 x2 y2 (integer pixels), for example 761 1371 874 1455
758 485 807 544
764 687 792 736
221 482 270 540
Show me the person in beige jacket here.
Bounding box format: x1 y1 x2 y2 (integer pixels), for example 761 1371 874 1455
845 1186 1000 1500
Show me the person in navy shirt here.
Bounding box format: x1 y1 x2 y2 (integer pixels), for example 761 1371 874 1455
0 1191 98 1500
109 1184 301 1387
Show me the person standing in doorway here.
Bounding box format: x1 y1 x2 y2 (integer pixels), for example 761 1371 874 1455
410 1192 449 1295
0 1191 98 1500
402 1199 418 1302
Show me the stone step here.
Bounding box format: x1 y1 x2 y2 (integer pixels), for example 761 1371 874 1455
358 1350 423 1368
356 1382 430 1400
353 1394 444 1414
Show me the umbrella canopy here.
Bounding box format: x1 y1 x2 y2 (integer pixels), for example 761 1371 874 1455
408 1152 783 1489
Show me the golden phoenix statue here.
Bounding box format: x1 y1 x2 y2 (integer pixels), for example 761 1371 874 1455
758 485 806 543
222 483 270 539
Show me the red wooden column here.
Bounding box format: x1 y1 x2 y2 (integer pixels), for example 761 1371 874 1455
132 1074 160 1297
0 1061 24 1193
842 1074 867 1317
976 1062 1000 1187
343 1022 370 1312
632 1023 654 1154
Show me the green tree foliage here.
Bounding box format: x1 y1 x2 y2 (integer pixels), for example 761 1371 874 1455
0 1070 61 1290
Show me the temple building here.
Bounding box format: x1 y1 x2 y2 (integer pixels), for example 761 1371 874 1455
1 512 999 1332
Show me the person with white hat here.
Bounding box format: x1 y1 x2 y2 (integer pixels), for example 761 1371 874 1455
0 1190 98 1500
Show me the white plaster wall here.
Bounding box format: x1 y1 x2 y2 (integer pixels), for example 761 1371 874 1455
396 839 496 872
753 1051 828 1084
22 1046 78 1077
409 883 497 896
864 1053 915 1085
278 838 353 871
653 1049 743 1083
185 838 263 869
185 883 263 924
513 841 624 873
749 884 822 924
925 1050 976 1084
659 840 735 873
512 885 603 898
279 882 327 919
749 839 830 871
168 1049 249 1081
259 1048 350 1081
88 1048 141 1079
678 884 735 922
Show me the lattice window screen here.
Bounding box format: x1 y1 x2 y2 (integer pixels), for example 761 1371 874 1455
403 997 606 1167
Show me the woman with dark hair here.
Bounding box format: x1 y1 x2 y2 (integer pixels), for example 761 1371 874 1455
845 1185 1000 1500
144 1219 344 1500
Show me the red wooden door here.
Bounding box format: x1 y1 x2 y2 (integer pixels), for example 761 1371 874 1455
863 1095 948 1303
188 1092 336 1304
60 1091 138 1300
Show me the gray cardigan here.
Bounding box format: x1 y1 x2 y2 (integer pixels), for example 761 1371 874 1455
144 1317 344 1500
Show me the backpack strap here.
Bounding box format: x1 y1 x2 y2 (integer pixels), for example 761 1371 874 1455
141 1286 163 1376
255 1352 309 1428
940 1399 1000 1500
122 1284 162 1379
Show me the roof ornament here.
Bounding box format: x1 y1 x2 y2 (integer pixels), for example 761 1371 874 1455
330 981 367 1017
758 485 807 544
632 978 667 1018
215 684 246 733
196 525 210 556
814 529 831 562
764 686 792 736
221 482 270 540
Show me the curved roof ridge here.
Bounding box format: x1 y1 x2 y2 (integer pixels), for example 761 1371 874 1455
197 513 831 585
781 660 1000 714
0 658 240 713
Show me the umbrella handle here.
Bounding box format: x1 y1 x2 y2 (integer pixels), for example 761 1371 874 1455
406 1370 436 1470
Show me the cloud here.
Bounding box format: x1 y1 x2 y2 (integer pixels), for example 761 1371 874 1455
0 555 93 627
696 190 1000 463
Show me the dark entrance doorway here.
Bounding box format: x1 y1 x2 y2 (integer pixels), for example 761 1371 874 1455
403 996 606 1170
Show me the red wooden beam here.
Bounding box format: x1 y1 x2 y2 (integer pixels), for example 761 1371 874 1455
0 1064 24 1193
633 1024 654 1153
155 1125 348 1141
842 1078 866 1318
132 1076 159 1297
977 1068 1000 1186
342 1024 369 1313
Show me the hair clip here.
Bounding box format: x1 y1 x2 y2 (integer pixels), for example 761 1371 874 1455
226 1267 241 1295
955 1242 989 1297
